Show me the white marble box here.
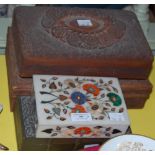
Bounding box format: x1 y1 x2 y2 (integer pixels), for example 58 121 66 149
33 75 130 138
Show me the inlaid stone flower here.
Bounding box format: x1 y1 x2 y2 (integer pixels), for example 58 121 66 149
107 92 122 106
71 105 86 113
83 83 100 96
74 127 92 136
71 92 86 105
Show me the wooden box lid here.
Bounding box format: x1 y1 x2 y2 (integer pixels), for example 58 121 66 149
12 6 153 79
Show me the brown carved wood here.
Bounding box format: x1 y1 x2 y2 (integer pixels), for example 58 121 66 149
12 6 153 78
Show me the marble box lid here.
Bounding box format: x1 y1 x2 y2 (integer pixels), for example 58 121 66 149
33 75 130 138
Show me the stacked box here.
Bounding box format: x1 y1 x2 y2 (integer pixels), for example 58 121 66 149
5 6 153 150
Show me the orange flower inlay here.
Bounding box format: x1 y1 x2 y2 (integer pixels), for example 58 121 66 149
74 127 92 135
71 105 86 113
83 83 100 96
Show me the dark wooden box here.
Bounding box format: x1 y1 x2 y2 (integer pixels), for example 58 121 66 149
12 6 153 79
14 96 131 151
6 28 152 111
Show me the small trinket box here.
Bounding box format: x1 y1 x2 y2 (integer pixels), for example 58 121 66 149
6 6 154 111
14 96 131 150
33 75 130 138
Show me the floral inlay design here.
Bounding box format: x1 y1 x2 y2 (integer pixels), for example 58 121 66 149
83 83 100 96
107 92 122 106
71 92 86 105
74 127 92 137
34 76 126 121
33 75 129 138
71 105 86 113
40 125 123 138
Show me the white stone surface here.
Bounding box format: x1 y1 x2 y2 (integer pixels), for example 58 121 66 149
33 75 130 138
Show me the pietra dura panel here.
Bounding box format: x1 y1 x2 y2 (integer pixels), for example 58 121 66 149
33 75 130 138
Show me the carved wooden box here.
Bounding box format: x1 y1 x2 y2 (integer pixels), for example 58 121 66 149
12 6 153 79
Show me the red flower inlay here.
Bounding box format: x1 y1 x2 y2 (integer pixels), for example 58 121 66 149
74 127 92 136
71 105 86 113
83 83 100 96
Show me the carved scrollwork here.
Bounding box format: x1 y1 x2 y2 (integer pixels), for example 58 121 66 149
41 9 126 49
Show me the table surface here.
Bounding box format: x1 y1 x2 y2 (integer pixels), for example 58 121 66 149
0 55 155 151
